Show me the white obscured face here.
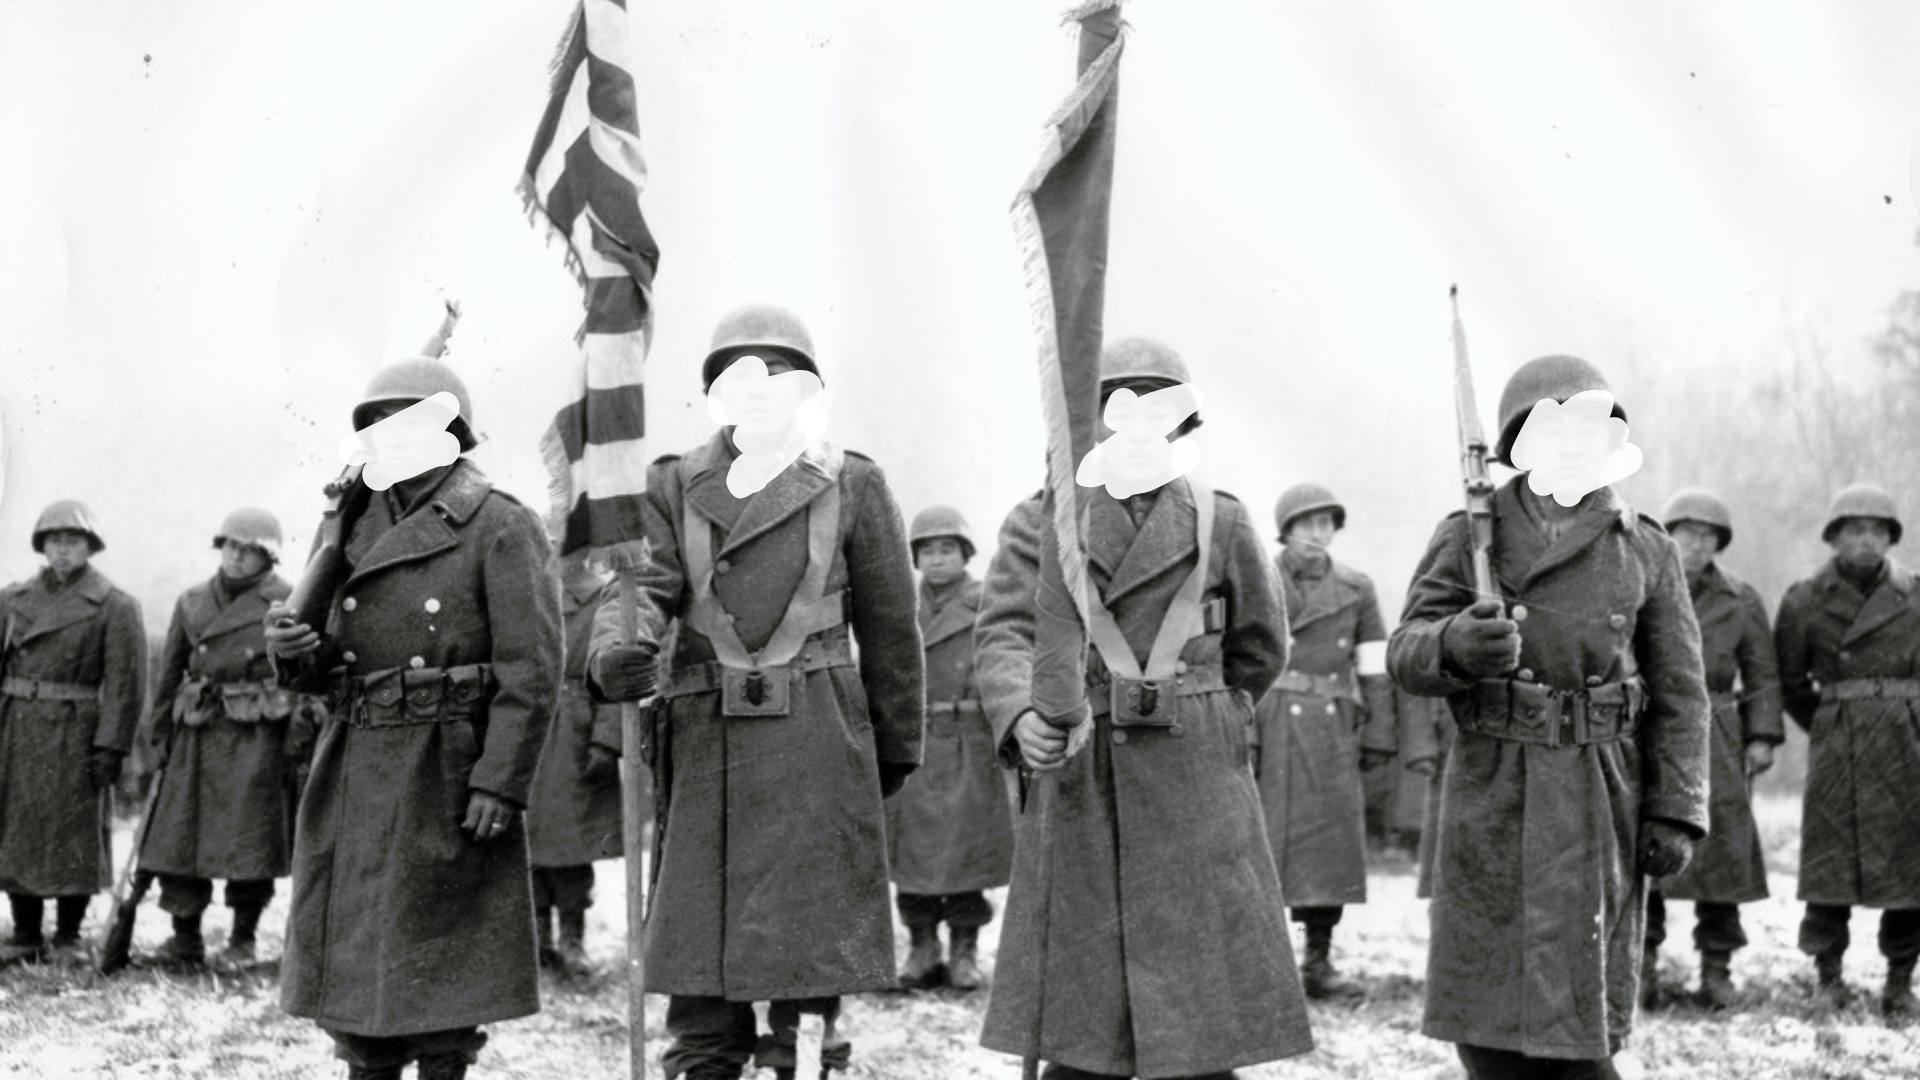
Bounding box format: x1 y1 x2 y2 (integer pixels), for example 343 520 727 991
1511 389 1640 508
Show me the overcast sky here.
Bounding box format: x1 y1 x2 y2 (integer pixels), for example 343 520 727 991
3 0 1918 626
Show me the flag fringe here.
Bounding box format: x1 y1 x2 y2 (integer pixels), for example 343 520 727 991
1059 0 1121 26
546 3 587 99
1012 30 1124 202
539 421 581 554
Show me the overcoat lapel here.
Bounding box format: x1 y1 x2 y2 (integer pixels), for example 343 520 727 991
1842 562 1917 646
343 462 489 587
1103 478 1198 606
713 441 844 559
11 567 110 646
1518 486 1623 591
918 576 978 649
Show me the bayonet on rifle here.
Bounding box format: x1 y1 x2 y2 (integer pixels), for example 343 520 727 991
1451 285 1498 603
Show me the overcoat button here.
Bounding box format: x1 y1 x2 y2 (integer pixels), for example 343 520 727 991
342 597 357 612
1337 637 1349 649
425 598 441 614
1169 723 1185 738
716 559 732 576
1839 650 1851 663
243 648 254 658
1325 703 1337 715
1587 675 1602 687
342 651 357 664
1112 730 1128 745
197 644 208 654
1609 613 1627 631
1517 668 1534 682
1175 661 1189 675
409 656 426 669
1289 704 1303 716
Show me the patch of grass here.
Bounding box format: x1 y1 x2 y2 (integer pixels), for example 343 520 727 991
4 795 1916 1078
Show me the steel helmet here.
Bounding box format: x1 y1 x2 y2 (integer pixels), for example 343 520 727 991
1661 488 1733 550
1494 355 1627 468
212 507 284 563
1275 483 1346 539
1100 337 1192 387
1823 483 1903 545
910 506 976 562
32 499 105 553
702 303 821 391
351 357 479 451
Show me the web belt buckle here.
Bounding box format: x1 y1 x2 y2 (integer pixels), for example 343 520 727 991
1111 675 1177 728
721 666 791 717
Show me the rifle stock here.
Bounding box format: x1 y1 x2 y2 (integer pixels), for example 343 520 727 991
286 464 368 632
1450 286 1499 603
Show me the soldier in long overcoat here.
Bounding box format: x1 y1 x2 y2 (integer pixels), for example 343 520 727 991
976 338 1312 1080
1399 686 1452 898
1253 482 1397 999
139 508 315 970
1642 489 1782 1010
526 560 630 979
1389 356 1709 1079
1774 482 1920 1021
266 358 561 1080
588 304 925 1080
0 500 146 965
887 505 1014 992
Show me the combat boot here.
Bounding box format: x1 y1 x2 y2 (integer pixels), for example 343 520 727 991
1300 925 1362 1001
1814 952 1854 1008
1882 956 1918 1024
415 1052 469 1080
1696 949 1735 1011
535 905 558 970
152 914 206 967
215 903 263 970
947 925 984 991
554 910 594 978
898 924 945 990
0 932 48 967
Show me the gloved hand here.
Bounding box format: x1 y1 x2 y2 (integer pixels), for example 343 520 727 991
583 743 621 785
1638 819 1694 878
88 749 125 790
463 790 521 842
1360 747 1396 772
879 762 914 799
263 602 321 660
1744 740 1775 779
1440 599 1523 678
1406 756 1439 778
1013 709 1069 772
593 645 658 702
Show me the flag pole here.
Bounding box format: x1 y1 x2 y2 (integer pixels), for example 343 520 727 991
620 568 649 1080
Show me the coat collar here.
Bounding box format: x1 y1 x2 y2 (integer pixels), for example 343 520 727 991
344 459 492 587
1279 550 1355 633
1495 478 1631 592
680 432 844 558
918 574 980 648
1817 557 1918 645
11 565 112 645
1092 478 1199 606
190 572 290 642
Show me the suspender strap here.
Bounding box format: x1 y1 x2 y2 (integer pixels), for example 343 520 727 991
1083 481 1216 681
683 484 845 669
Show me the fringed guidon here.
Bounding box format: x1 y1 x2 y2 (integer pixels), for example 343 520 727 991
521 0 658 572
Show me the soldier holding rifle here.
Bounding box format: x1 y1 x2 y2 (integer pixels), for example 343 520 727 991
266 356 562 1080
1389 320 1709 1079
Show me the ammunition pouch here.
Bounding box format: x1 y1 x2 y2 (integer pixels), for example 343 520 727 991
1462 676 1645 749
658 631 855 718
329 663 494 728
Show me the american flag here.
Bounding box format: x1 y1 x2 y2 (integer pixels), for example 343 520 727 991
521 0 658 568
1011 0 1125 730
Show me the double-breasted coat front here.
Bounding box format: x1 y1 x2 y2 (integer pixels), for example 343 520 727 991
588 434 925 1001
975 480 1313 1079
0 566 146 896
140 571 311 884
1775 558 1920 908
278 460 562 1037
1390 480 1710 1060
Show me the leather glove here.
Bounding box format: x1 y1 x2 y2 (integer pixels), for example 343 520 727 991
1406 756 1439 778
1360 747 1396 772
88 749 125 791
1013 709 1070 772
463 790 520 842
879 762 915 799
1440 599 1523 678
1744 740 1775 779
1638 819 1694 878
594 644 658 702
583 743 621 786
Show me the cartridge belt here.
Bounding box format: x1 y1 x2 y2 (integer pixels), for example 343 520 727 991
0 676 98 702
1462 677 1645 749
329 663 494 729
1824 677 1920 702
1087 665 1229 728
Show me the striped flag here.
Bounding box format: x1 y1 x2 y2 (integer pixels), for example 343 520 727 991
1011 0 1124 732
521 0 658 568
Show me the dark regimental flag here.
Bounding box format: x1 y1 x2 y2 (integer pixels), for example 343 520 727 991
1011 0 1124 730
521 0 657 567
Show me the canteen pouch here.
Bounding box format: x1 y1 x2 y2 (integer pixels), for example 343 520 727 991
175 676 214 727
1110 676 1177 727
721 666 791 717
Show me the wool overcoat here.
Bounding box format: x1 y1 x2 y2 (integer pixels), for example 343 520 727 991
1401 686 1455 899
0 565 146 895
528 570 627 868
1775 557 1920 907
1254 549 1396 907
588 434 925 1001
976 481 1313 1080
1390 479 1709 1060
139 572 310 883
886 573 1014 896
278 460 562 1037
1655 562 1781 903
